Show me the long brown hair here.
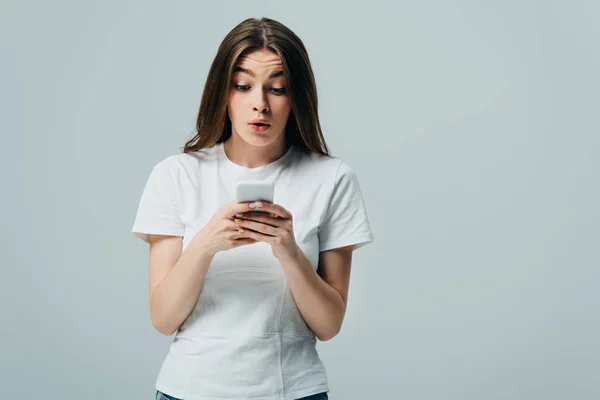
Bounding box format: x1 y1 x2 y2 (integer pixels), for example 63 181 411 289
182 17 330 156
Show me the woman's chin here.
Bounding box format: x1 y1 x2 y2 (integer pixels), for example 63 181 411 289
238 130 281 147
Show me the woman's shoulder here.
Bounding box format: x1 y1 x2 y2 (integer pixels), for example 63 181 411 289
295 148 355 177
151 145 220 174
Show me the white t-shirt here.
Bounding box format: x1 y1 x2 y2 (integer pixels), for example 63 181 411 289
132 142 374 400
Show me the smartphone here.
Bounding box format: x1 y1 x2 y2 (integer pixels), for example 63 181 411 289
236 181 274 212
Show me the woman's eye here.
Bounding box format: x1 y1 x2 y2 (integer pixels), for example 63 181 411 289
234 85 286 95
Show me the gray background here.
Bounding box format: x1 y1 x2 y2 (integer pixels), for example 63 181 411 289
2 0 599 399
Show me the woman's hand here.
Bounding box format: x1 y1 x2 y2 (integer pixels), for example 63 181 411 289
234 201 300 261
191 201 260 257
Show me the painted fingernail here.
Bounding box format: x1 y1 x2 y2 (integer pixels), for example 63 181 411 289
235 213 243 217
249 202 263 208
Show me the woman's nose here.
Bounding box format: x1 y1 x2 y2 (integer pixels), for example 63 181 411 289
253 104 269 113
252 92 269 113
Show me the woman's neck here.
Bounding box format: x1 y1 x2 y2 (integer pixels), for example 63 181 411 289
223 134 289 169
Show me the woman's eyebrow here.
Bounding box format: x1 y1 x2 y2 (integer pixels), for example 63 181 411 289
234 66 284 79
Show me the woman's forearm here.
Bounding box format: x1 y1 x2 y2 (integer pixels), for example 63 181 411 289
150 241 214 335
278 247 346 341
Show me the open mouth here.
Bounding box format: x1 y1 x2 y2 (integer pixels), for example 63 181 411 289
249 122 271 132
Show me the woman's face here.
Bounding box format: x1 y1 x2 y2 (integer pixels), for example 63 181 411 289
227 49 292 147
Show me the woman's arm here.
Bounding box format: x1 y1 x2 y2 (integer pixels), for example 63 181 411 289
147 201 261 335
278 245 353 341
235 203 355 341
148 234 214 336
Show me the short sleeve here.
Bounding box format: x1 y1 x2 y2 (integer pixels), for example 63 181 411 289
318 161 374 252
131 157 185 243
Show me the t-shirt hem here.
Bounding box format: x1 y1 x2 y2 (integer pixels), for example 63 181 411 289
284 385 329 400
319 233 374 253
132 226 185 243
155 382 329 400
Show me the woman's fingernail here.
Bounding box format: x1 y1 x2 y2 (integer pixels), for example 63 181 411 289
235 213 242 217
249 202 263 208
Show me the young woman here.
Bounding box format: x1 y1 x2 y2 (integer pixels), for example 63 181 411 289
132 17 374 400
